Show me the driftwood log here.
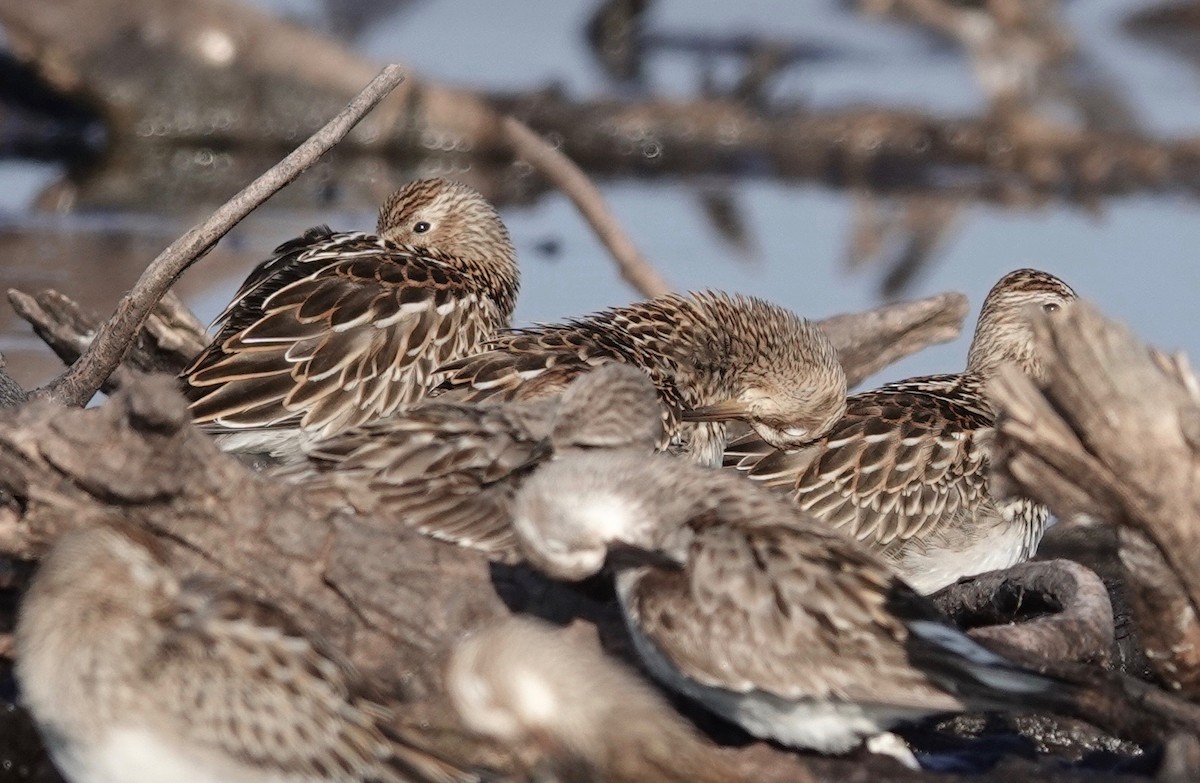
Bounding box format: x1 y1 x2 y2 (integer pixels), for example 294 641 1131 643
931 559 1115 667
5 0 1200 207
0 373 1192 783
991 301 1200 700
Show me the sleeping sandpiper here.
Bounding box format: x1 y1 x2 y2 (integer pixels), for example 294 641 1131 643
727 269 1077 593
511 450 1069 766
15 524 474 783
183 178 520 459
436 291 847 467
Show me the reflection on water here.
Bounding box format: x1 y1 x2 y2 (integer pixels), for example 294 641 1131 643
1 0 1199 392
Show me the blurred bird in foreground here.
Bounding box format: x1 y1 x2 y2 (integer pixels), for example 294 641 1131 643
16 524 474 783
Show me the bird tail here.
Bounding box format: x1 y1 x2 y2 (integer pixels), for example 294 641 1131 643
887 583 1076 714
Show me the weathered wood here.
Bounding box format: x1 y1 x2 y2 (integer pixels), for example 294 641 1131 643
7 289 205 389
931 559 1115 667
0 354 28 409
1115 526 1200 695
818 291 968 387
991 300 1200 698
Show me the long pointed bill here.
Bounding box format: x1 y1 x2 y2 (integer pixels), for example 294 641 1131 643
681 399 752 422
606 542 685 571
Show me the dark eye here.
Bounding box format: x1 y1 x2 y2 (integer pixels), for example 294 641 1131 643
413 221 431 234
1042 302 1060 314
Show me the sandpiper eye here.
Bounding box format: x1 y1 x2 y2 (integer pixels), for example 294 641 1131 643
1042 302 1060 314
414 221 431 234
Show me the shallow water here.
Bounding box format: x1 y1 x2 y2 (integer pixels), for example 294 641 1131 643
2 0 1200 393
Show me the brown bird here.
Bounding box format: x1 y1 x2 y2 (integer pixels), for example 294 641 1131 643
15 523 474 783
272 364 663 559
182 178 520 458
511 450 1070 767
436 291 847 467
726 268 1077 593
447 616 752 783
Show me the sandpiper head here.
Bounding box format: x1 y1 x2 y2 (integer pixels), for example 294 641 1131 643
377 178 517 267
448 617 604 753
513 452 669 581
552 364 663 451
449 615 741 783
965 268 1077 380
683 295 847 450
449 615 697 769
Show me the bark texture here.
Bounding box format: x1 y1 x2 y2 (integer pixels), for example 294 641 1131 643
991 300 1200 698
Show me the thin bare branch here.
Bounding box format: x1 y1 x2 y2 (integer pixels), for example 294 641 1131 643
35 65 407 407
501 115 671 298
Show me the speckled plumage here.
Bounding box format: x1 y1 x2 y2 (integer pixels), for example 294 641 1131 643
436 291 847 467
182 179 520 457
726 269 1077 593
510 451 1067 759
272 364 662 559
447 616 745 783
15 525 473 783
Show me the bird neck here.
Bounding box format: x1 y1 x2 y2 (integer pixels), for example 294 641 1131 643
964 314 1041 382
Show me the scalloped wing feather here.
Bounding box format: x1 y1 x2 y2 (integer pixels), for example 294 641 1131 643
733 376 993 551
277 404 554 559
184 236 500 437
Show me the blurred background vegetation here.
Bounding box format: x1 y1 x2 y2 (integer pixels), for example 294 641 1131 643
2 0 1199 390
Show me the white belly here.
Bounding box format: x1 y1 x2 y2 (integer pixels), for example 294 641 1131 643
896 517 1038 594
614 572 930 753
48 727 302 783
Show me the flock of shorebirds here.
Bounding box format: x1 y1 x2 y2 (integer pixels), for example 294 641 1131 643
14 178 1082 783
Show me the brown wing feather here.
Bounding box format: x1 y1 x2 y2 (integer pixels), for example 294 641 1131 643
184 234 500 437
627 521 962 710
276 403 555 559
435 306 695 451
730 375 993 551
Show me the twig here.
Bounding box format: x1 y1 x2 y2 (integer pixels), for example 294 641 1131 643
501 115 671 299
9 288 201 392
35 65 407 407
